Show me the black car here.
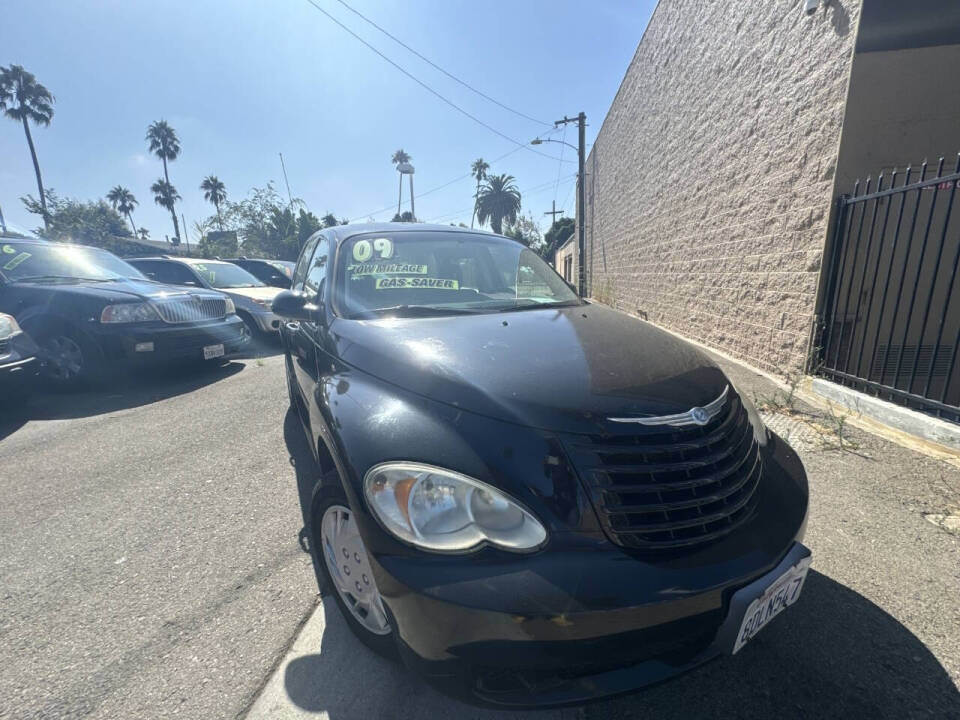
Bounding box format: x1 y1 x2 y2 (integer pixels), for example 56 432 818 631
0 311 40 401
225 258 294 289
0 239 249 385
274 224 810 707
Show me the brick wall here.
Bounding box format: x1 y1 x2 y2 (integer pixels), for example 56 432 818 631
583 0 861 376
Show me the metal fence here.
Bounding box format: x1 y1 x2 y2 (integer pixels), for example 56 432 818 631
817 155 960 422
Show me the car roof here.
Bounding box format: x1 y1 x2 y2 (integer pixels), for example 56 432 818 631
130 256 228 265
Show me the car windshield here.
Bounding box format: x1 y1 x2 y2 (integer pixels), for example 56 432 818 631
335 231 580 318
267 260 294 278
0 240 145 283
188 261 264 289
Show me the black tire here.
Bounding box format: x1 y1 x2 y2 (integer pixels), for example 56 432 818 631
311 474 398 659
237 311 263 343
34 324 105 389
285 358 298 409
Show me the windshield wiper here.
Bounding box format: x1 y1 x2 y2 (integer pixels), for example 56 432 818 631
494 300 583 313
351 304 482 319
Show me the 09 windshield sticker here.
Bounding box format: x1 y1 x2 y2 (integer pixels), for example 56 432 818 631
375 277 459 290
3 252 31 271
348 262 427 278
2 244 16 255
352 237 394 262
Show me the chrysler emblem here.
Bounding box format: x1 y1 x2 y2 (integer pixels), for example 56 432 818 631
690 407 710 425
608 385 729 427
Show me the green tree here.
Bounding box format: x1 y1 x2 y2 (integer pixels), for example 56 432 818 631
150 179 182 245
543 216 575 260
469 157 489 229
22 190 133 251
0 65 55 229
476 174 521 234
145 120 182 241
138 227 150 240
200 175 227 230
391 211 415 223
106 186 139 236
297 209 322 249
504 212 543 253
391 148 411 216
321 213 339 229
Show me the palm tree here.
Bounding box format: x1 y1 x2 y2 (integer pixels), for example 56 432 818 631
150 179 182 244
138 227 150 240
145 120 182 240
391 149 411 216
476 174 521 235
106 185 139 236
470 157 489 229
0 65 55 229
200 175 227 230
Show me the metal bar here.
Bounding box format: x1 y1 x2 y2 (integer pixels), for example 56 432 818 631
929 154 960 400
847 170 960 204
842 173 886 375
855 169 899 380
830 177 872 370
819 366 960 420
906 157 948 395
870 166 912 384
815 194 851 371
891 160 932 389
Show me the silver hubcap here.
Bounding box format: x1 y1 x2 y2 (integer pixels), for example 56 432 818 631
45 335 83 380
320 504 391 635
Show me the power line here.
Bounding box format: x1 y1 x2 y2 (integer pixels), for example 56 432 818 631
331 0 550 127
301 0 570 163
426 174 576 224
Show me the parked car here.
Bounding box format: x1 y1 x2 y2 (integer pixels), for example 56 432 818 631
0 311 40 401
128 257 283 337
273 224 810 707
224 257 294 289
0 239 248 386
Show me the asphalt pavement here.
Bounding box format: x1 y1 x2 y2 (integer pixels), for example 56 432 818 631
1 345 958 719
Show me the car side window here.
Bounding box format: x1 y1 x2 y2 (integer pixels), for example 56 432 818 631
303 239 329 301
158 262 200 286
292 237 319 291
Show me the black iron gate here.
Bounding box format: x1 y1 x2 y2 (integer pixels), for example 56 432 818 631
818 155 960 422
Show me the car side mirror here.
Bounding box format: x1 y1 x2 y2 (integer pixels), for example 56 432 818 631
272 290 324 323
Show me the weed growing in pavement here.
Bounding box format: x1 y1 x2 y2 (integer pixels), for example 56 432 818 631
817 400 861 452
255 357 265 367
754 374 802 415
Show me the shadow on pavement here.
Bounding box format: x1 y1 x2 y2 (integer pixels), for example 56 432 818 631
1 359 245 435
283 406 326 590
237 332 284 360
279 570 958 719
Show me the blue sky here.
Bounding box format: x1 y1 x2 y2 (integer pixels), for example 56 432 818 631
1 0 655 239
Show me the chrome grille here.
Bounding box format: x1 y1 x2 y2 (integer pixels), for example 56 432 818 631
564 393 761 551
154 297 227 324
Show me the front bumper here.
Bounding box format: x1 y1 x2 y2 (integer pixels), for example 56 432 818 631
248 309 281 333
0 331 40 383
92 315 250 364
365 435 809 708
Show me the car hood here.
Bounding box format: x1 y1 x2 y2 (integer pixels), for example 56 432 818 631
16 278 218 302
330 303 731 434
224 286 282 303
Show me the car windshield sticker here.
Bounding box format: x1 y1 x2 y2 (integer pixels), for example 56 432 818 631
3 252 31 271
2 244 16 254
375 277 459 290
348 263 428 278
352 238 394 262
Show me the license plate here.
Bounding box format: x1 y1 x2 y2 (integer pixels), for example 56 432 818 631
733 556 811 653
203 343 225 360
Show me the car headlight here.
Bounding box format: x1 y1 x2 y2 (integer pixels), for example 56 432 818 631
364 462 547 553
0 313 21 340
738 388 769 447
224 297 236 315
100 302 160 323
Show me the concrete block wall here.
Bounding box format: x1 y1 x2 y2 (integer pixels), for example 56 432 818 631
583 0 861 376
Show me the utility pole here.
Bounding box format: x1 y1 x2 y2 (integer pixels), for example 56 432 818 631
182 212 190 254
544 200 563 224
279 152 294 207
0 202 6 233
554 112 586 296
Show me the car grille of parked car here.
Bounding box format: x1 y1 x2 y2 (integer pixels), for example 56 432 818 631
564 392 761 551
153 297 227 324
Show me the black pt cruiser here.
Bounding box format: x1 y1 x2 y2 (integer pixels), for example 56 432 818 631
275 224 810 707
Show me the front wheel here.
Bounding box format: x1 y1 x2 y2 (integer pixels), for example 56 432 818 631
313 484 397 658
37 328 103 388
